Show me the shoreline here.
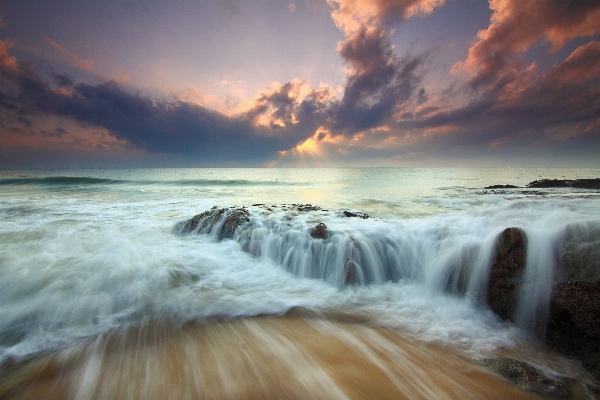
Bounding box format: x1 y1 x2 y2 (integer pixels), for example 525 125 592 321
0 310 570 400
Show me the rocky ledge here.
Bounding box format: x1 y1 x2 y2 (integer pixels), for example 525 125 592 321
527 179 600 189
177 204 370 239
177 206 250 240
487 226 600 383
482 356 573 398
484 178 600 190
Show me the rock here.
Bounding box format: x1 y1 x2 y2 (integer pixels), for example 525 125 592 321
482 357 572 398
343 259 358 285
178 206 224 233
310 223 328 239
342 210 370 219
527 179 600 189
547 280 600 381
556 224 600 283
484 184 519 189
295 204 321 212
220 208 250 240
485 225 600 381
177 206 249 240
487 227 527 322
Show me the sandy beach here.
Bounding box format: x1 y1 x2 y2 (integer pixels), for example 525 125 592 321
0 310 547 400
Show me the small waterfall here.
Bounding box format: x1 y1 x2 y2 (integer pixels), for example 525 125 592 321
514 229 558 338
177 206 600 340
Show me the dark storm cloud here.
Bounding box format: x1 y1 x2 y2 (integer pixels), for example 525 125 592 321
330 25 426 134
53 74 74 87
0 47 299 162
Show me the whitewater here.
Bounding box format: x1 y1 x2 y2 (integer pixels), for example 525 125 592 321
1 167 599 398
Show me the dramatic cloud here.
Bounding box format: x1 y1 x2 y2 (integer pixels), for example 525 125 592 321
332 25 426 134
329 0 444 33
0 48 299 164
1 1 599 167
455 0 600 89
0 40 19 77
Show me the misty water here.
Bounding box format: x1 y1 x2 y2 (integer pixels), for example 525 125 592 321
1 167 600 397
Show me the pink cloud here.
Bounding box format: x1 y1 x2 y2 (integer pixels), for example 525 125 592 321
329 0 444 33
455 0 600 88
550 41 600 84
0 40 19 76
45 38 94 71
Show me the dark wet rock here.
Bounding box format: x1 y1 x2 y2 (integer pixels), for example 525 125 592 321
295 204 321 212
486 225 600 381
545 223 600 380
487 227 527 322
342 210 370 219
482 357 572 398
343 260 358 285
527 179 600 189
484 184 520 189
547 280 600 381
177 206 249 240
221 208 250 240
556 224 600 283
310 222 328 239
178 206 225 233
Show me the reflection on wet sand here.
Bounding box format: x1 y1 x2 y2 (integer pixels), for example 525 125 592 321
0 310 548 400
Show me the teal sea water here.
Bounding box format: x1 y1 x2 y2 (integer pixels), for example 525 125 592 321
1 167 599 367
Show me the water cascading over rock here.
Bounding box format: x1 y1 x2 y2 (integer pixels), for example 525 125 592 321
176 205 600 381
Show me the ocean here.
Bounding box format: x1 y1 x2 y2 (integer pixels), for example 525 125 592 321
1 167 599 398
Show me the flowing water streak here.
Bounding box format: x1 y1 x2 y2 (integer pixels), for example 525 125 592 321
0 314 542 400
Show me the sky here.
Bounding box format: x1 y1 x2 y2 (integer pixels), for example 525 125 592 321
0 0 599 168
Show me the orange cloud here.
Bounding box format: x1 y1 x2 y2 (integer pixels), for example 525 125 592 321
0 40 19 76
329 0 444 33
550 41 600 84
45 38 94 71
454 0 600 88
245 79 335 128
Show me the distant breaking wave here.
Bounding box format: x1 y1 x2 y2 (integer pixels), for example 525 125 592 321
0 177 302 187
0 177 123 186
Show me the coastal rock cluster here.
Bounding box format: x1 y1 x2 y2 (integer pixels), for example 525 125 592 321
484 178 600 190
178 206 250 240
482 356 572 398
488 227 600 384
177 183 600 389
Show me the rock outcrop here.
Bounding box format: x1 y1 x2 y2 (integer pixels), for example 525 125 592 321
487 225 600 381
547 281 600 381
482 357 572 398
310 223 328 239
342 210 370 219
486 227 527 322
527 179 600 189
484 184 519 189
177 206 249 240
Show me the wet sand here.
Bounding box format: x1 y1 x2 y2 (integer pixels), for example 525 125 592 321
0 311 552 399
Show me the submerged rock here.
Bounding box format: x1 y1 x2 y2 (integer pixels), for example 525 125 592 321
484 184 519 189
482 357 572 398
310 222 328 239
342 210 370 219
487 227 527 322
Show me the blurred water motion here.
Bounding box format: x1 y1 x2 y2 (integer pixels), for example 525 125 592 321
0 311 545 400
